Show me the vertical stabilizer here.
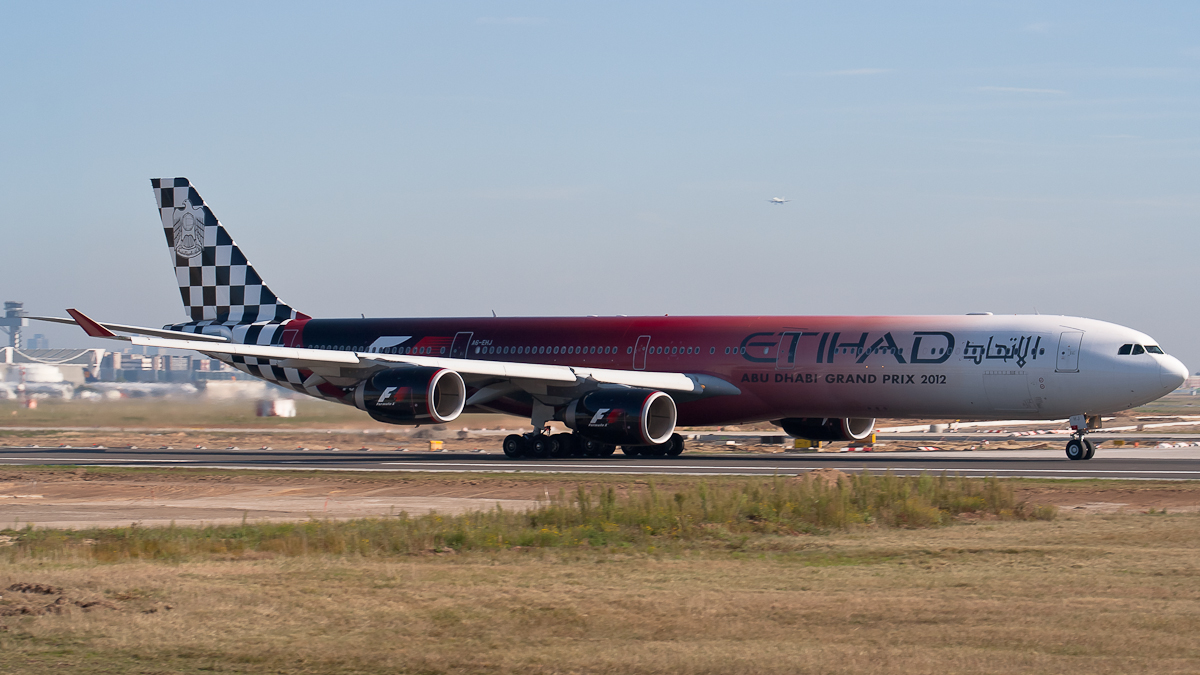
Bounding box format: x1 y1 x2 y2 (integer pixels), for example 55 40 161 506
151 178 303 324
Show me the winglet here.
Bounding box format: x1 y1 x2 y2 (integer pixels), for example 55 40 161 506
66 309 118 338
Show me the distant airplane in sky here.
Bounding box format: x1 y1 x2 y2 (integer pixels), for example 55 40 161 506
767 197 790 204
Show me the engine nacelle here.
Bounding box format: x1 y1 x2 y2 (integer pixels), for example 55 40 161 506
564 389 677 446
353 367 465 425
777 417 875 442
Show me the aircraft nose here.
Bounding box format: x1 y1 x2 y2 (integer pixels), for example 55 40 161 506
1160 356 1188 391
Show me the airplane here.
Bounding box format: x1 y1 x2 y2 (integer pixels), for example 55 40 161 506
35 178 1188 462
768 197 790 204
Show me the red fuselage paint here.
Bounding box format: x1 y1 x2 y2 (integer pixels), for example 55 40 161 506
289 313 1182 425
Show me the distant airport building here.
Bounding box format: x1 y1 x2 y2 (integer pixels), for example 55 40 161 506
99 351 239 383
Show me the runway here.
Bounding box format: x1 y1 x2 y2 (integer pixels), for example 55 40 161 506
3 445 1200 480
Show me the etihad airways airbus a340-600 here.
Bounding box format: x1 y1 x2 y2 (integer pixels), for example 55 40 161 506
38 179 1188 461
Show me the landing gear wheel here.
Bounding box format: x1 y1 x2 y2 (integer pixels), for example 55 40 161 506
1083 438 1096 460
641 445 665 458
502 434 526 459
582 438 607 458
663 433 684 458
621 445 642 457
600 444 616 457
1065 438 1086 461
532 435 558 458
552 433 577 458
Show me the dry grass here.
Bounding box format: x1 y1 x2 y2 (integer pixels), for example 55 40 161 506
1 512 1198 674
3 474 1053 562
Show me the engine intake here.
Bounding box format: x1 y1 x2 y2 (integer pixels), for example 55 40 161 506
354 367 465 425
777 417 875 442
564 389 676 446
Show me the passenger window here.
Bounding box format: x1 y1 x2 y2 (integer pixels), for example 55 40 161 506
1118 344 1132 355
1146 345 1164 354
1132 344 1145 355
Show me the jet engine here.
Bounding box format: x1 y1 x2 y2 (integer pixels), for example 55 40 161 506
353 367 466 425
777 417 875 442
563 389 677 446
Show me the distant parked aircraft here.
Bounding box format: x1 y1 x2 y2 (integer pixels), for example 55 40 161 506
767 197 790 204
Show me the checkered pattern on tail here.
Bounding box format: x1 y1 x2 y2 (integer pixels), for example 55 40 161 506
151 178 302 325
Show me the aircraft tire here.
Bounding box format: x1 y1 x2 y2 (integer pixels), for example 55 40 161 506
552 433 577 458
502 434 526 459
1065 439 1086 461
581 438 606 458
663 433 684 458
600 443 617 457
532 435 557 458
621 445 642 457
641 444 666 458
1083 438 1096 460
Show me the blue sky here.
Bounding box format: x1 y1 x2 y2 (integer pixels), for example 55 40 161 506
2 2 1198 368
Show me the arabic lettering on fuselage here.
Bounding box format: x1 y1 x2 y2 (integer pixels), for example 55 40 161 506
961 335 1042 368
740 331 1045 369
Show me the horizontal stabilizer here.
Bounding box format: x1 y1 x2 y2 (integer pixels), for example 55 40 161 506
31 313 229 342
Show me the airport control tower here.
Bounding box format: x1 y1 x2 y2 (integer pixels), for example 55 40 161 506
0 301 29 350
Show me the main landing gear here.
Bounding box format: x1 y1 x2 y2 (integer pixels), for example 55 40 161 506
621 433 685 458
501 432 686 459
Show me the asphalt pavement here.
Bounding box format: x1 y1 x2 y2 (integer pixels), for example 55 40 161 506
2 445 1199 480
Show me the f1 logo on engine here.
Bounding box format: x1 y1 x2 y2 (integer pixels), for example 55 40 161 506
377 386 398 405
589 408 612 427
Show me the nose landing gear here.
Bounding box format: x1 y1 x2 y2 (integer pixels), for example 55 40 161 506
1065 436 1095 461
1065 414 1099 460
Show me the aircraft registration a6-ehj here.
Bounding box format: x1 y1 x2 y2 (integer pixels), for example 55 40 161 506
38 178 1188 461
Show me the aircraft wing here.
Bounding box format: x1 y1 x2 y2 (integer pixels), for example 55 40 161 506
59 310 709 394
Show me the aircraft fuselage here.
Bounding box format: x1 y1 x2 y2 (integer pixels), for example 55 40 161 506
273 313 1185 425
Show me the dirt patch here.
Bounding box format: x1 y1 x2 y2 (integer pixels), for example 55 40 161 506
1014 484 1200 513
6 583 62 595
0 470 612 528
1 583 119 617
792 468 851 487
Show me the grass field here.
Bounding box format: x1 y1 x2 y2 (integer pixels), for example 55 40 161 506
2 513 1198 674
3 473 1053 561
2 475 1199 673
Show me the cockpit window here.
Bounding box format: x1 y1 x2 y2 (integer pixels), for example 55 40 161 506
1146 345 1164 354
1118 344 1132 355
1132 344 1145 355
